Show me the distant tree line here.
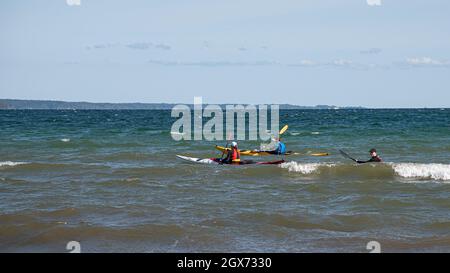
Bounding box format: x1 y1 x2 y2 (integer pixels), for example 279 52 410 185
0 99 365 110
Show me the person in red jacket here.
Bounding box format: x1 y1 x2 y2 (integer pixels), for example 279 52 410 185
224 141 241 164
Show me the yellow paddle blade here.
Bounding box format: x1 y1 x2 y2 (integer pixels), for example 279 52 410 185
309 152 329 157
291 152 330 156
279 125 288 135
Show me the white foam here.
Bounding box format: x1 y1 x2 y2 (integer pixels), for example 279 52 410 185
311 132 320 135
125 178 140 182
0 161 27 167
280 162 333 174
61 138 71 142
281 161 450 181
391 163 450 181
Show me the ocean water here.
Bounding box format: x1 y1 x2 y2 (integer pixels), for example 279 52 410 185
0 109 449 252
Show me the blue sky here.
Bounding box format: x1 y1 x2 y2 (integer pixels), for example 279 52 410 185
1 0 449 107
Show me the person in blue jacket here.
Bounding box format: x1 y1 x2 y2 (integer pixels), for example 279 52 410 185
272 138 286 155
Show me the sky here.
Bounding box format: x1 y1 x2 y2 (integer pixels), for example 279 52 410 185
1 0 449 107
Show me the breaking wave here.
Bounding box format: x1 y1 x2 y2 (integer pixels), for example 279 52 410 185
390 163 450 181
280 162 336 174
280 161 450 181
0 161 27 167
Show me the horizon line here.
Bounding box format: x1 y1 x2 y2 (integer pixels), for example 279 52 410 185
0 98 448 109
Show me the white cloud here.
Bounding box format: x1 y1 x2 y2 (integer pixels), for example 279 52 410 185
366 0 381 6
86 43 120 50
85 42 171 51
127 42 153 50
147 58 381 71
145 57 450 70
331 59 353 66
299 60 316 66
148 60 277 67
125 42 171 50
405 57 450 66
287 60 317 67
360 48 382 54
155 44 171 50
326 59 375 70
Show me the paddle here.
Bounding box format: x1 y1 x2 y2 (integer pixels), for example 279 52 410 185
307 152 329 156
274 125 288 157
279 124 288 136
219 132 233 163
339 149 357 162
289 152 329 156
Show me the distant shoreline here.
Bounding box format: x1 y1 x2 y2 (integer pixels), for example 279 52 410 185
0 99 447 110
0 99 365 110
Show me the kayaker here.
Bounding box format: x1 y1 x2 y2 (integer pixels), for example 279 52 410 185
273 138 286 155
357 148 382 164
224 141 241 164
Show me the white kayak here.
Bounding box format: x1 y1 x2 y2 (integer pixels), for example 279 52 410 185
176 155 218 164
176 155 285 165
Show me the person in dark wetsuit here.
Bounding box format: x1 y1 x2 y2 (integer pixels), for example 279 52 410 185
357 148 382 164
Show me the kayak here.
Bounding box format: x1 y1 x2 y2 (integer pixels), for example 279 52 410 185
215 145 293 156
215 145 329 157
176 155 285 165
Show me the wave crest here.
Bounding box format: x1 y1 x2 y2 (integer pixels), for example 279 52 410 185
391 163 450 181
0 161 27 167
280 162 334 174
281 161 450 181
